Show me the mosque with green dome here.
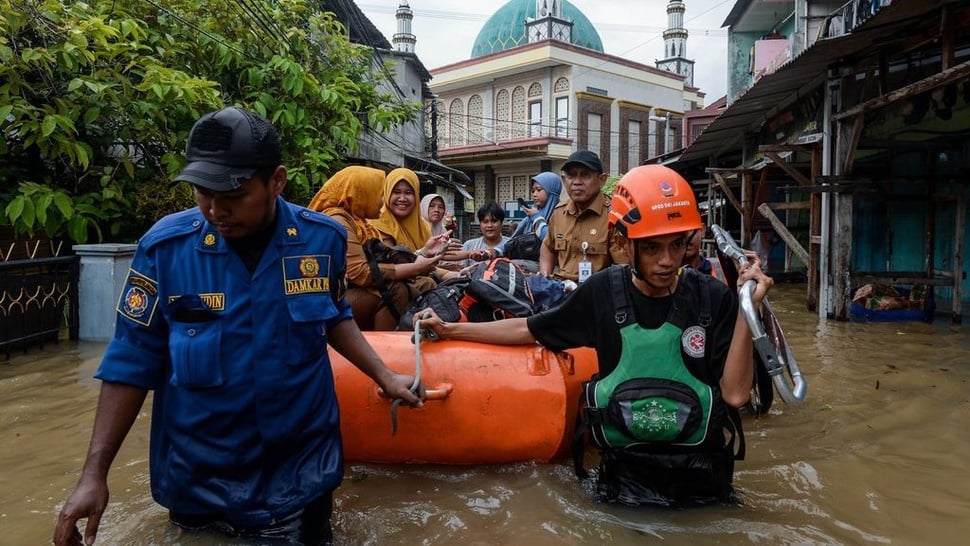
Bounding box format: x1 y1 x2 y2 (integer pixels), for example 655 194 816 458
470 0 604 58
419 1 704 216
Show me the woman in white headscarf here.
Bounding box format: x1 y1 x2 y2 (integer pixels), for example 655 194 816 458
420 193 448 237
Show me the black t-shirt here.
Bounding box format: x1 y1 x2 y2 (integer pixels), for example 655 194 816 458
526 266 738 382
226 214 278 273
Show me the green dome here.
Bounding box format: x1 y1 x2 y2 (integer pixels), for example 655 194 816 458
471 0 604 58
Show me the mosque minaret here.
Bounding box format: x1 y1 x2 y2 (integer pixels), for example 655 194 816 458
393 1 416 53
655 0 694 87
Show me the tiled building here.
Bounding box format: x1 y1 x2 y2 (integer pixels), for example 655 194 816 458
427 0 706 212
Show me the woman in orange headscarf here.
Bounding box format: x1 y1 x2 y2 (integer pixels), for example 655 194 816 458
309 166 445 330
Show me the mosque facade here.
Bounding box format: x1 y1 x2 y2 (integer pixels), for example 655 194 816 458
420 0 704 210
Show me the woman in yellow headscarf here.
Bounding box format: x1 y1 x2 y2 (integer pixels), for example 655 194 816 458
371 167 463 270
370 168 433 250
309 166 445 331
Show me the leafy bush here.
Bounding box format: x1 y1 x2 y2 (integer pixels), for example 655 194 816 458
603 173 623 196
0 0 418 243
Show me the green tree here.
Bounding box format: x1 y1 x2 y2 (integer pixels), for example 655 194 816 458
603 173 622 196
1 0 418 242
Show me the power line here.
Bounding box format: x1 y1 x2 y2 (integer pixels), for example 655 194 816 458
222 0 281 49
355 3 727 36
336 2 412 104
569 0 735 82
359 102 667 170
144 0 256 61
432 105 678 140
235 0 290 48
358 1 734 97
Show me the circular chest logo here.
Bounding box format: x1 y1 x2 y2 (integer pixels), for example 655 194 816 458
123 286 149 318
681 325 706 358
203 233 216 246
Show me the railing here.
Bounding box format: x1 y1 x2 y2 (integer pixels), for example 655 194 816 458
438 116 571 149
0 255 79 359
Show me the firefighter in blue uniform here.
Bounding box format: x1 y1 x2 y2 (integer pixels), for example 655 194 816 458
54 107 425 546
416 165 773 507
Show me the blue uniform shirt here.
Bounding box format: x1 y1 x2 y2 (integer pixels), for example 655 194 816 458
96 197 354 527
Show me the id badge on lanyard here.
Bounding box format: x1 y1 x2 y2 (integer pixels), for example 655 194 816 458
578 241 592 283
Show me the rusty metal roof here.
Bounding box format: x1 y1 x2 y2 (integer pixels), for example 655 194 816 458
674 0 964 169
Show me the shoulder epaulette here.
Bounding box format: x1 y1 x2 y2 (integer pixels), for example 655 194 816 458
290 203 345 233
137 208 205 249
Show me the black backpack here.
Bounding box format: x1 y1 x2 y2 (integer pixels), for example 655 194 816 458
398 277 471 329
363 238 417 322
459 257 536 321
503 233 542 261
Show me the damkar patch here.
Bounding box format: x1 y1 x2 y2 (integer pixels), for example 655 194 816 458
282 255 331 295
117 269 159 327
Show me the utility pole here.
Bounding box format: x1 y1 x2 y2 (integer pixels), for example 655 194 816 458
649 113 673 155
430 96 439 160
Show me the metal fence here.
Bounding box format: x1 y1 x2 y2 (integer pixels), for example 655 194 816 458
0 248 79 359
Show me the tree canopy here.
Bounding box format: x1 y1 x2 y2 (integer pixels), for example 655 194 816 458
1 0 419 242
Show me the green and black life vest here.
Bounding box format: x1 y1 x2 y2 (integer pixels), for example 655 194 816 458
573 265 744 505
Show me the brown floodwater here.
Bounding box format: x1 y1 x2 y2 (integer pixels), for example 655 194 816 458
2 283 969 545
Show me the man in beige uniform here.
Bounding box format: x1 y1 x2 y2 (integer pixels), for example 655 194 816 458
539 150 627 282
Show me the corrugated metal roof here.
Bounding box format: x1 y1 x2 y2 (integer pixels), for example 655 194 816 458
674 0 963 169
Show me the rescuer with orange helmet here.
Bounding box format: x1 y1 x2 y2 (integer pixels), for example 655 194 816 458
416 165 773 508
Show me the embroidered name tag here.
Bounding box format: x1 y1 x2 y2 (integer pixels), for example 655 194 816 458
118 269 159 327
168 293 226 311
282 255 331 295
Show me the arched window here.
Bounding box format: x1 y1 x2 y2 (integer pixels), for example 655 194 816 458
511 86 526 139
527 83 543 138
512 175 530 203
497 175 512 203
554 77 570 93
474 171 488 205
495 89 510 142
467 95 483 144
449 98 465 147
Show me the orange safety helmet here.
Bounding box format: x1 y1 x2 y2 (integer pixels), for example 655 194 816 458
609 165 703 239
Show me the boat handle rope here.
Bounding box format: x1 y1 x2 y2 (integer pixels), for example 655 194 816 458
711 224 807 405
390 318 425 435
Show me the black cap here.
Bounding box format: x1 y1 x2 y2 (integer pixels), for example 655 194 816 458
174 107 282 191
561 150 603 174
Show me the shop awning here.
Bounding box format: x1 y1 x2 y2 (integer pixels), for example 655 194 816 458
673 0 964 169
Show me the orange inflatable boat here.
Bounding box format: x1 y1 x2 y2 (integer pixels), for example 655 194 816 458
329 331 599 464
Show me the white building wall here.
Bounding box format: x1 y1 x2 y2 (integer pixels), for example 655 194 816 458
430 44 695 203
567 62 684 171
362 51 427 165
